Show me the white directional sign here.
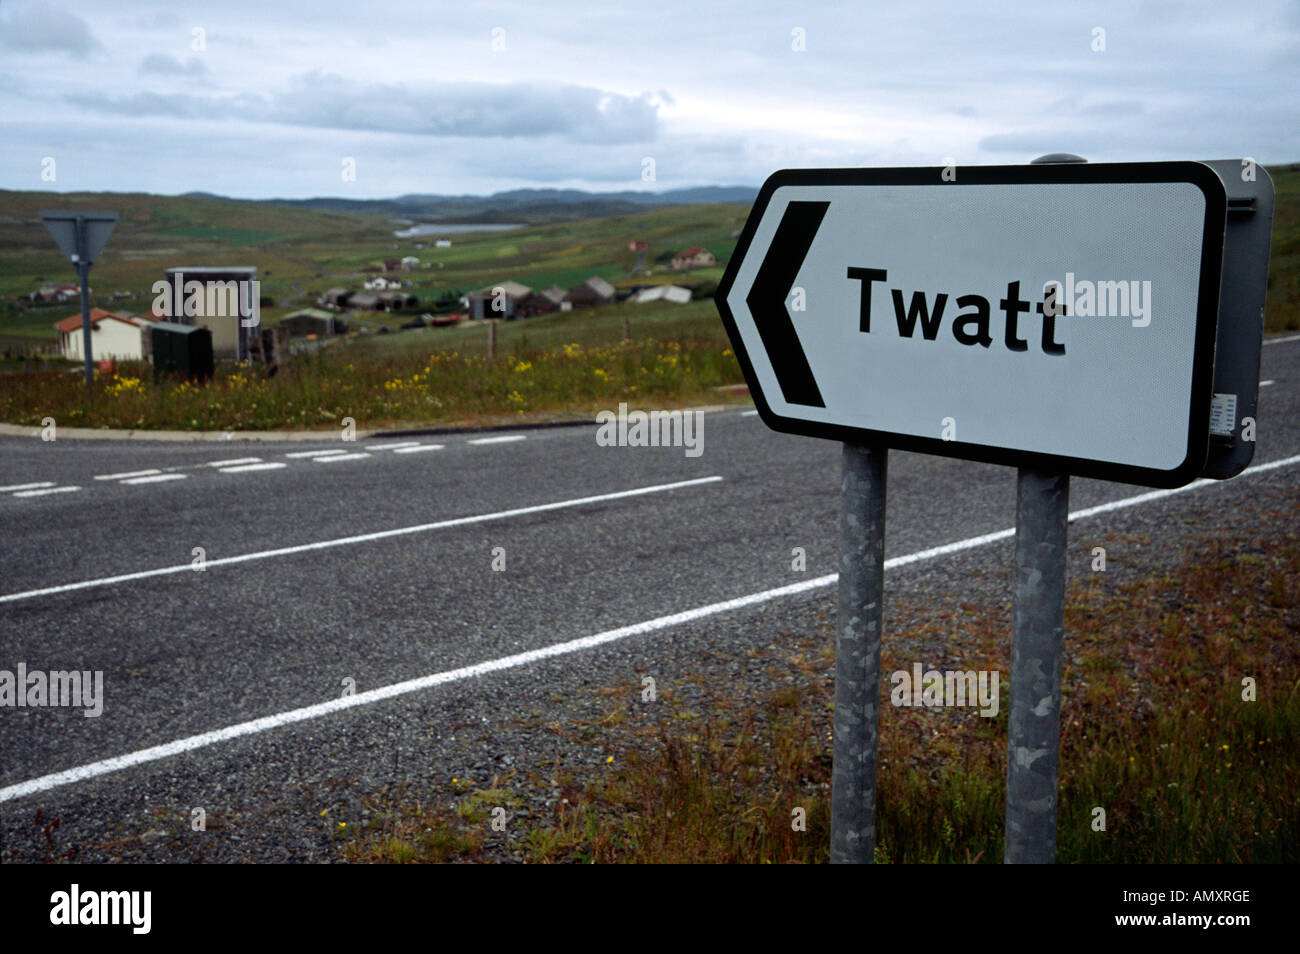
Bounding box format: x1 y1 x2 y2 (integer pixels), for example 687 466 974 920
716 162 1229 487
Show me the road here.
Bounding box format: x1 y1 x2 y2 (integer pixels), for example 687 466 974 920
1 334 1297 859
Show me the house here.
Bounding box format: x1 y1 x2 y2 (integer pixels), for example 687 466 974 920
378 290 419 310
633 284 692 305
670 247 717 271
400 256 420 270
563 275 616 309
363 276 402 291
516 285 567 317
346 292 381 312
434 239 452 248
160 266 258 361
280 308 346 338
53 308 148 361
466 280 532 319
321 288 353 309
28 283 81 303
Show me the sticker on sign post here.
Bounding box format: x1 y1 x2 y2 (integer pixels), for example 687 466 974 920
716 162 1228 488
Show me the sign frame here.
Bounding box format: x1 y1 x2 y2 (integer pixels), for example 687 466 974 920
715 161 1229 488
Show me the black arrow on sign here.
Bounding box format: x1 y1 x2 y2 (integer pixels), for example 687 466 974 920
745 200 829 408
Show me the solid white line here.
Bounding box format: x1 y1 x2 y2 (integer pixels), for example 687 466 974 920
0 482 55 493
2 455 1297 803
368 442 421 451
122 474 187 485
284 449 347 458
0 475 726 606
468 435 525 445
1260 380 1275 387
13 486 80 497
1263 333 1300 345
207 457 261 468
313 452 370 462
93 469 161 481
219 462 288 474
393 444 445 454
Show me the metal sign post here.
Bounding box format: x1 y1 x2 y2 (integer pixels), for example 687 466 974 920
39 210 118 389
830 441 887 863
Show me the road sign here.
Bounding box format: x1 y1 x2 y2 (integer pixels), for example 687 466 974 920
39 210 118 266
39 210 119 389
716 162 1229 489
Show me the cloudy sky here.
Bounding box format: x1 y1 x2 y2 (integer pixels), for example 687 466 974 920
1 0 1296 199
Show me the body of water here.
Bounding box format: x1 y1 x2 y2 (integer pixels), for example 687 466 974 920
393 223 525 238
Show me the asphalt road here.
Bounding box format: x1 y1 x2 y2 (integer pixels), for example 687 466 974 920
1 334 1297 858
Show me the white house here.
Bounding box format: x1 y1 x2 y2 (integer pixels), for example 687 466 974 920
364 276 402 291
634 284 693 304
434 239 452 248
54 308 151 361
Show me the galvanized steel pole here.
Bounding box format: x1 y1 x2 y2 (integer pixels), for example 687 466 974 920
1004 467 1069 863
831 441 887 863
77 217 93 390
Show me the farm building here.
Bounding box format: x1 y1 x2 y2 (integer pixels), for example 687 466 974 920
347 292 381 312
321 288 352 309
633 284 692 304
670 247 717 271
364 276 402 291
53 308 153 361
517 285 567 317
378 290 419 310
280 308 346 338
467 280 532 319
564 275 616 309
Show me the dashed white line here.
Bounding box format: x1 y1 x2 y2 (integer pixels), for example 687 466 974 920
13 486 80 497
284 449 347 459
1260 380 1275 387
94 469 162 481
313 452 370 463
393 444 445 454
6 454 1297 804
207 457 262 468
742 410 759 417
122 473 188 485
219 462 288 474
1264 333 1300 345
368 442 421 451
468 435 525 445
0 475 725 606
0 482 55 493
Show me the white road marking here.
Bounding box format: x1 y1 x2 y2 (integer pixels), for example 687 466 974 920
219 462 288 474
394 444 445 454
1264 334 1300 345
742 410 759 417
468 435 525 445
94 469 161 481
284 449 347 459
4 455 1299 803
313 452 370 463
1260 380 1275 387
207 457 261 468
122 473 188 485
367 442 421 451
13 486 80 497
0 482 55 493
0 475 725 606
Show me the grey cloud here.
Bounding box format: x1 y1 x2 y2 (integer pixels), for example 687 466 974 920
64 72 664 144
139 53 208 77
0 0 99 55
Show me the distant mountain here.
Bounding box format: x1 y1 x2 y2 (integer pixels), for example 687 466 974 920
243 186 758 224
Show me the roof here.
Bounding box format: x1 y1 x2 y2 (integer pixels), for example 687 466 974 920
283 308 336 321
541 285 568 304
53 308 138 332
580 275 615 298
673 246 711 258
469 280 532 298
347 292 381 308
